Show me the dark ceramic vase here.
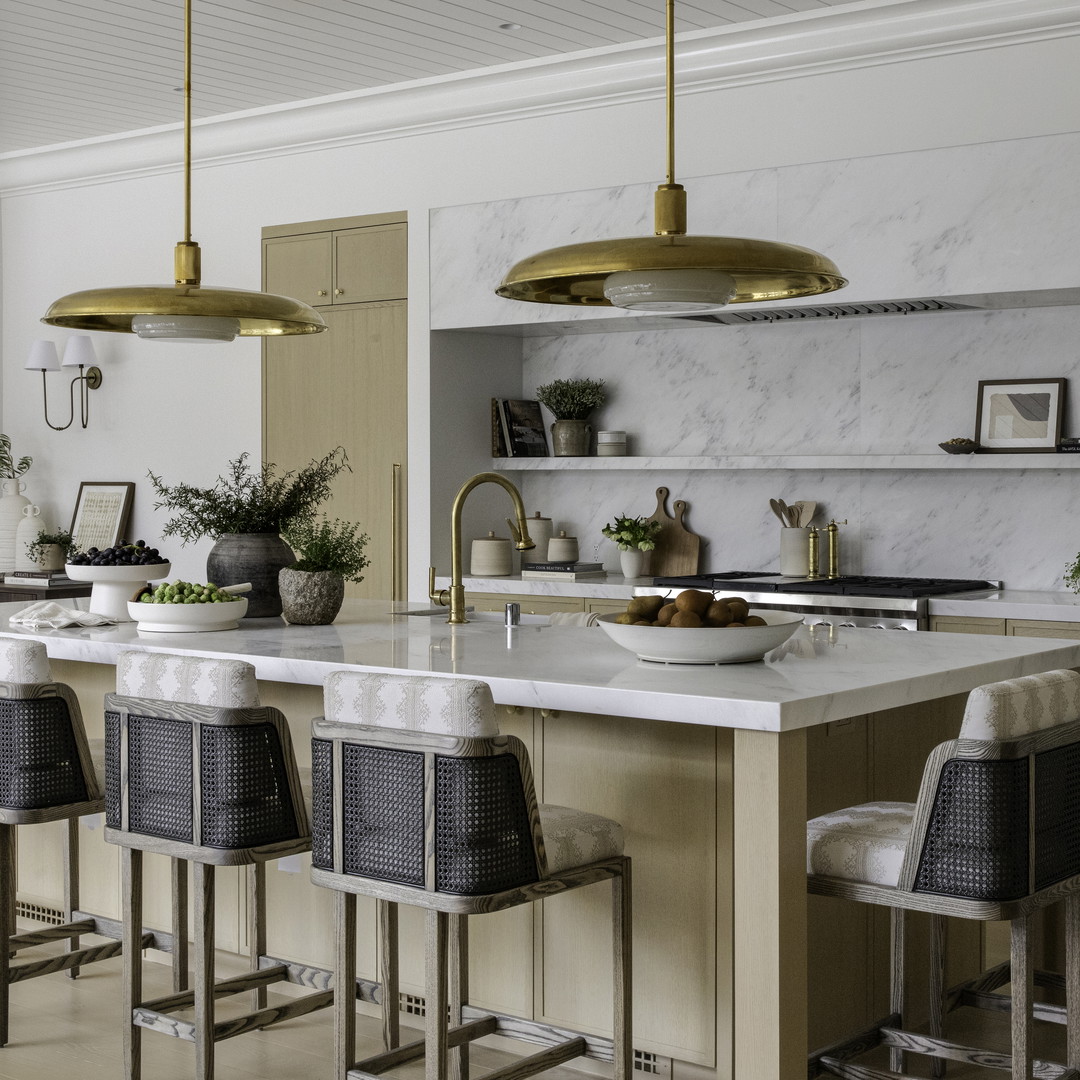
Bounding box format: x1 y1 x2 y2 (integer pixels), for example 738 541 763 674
206 533 296 618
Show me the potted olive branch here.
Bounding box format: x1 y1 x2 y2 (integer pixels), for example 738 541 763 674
148 447 351 618
279 517 370 625
535 378 606 457
602 514 662 579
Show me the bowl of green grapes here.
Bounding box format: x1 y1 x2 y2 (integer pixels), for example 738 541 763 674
128 580 248 633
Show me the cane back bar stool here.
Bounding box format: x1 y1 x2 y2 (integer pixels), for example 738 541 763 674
806 668 1080 1080
309 670 632 1080
0 637 134 1046
105 649 333 1079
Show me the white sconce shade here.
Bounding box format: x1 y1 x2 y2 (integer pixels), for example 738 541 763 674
25 340 61 371
62 334 98 368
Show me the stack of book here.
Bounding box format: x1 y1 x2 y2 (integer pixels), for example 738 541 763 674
3 569 71 587
520 561 607 581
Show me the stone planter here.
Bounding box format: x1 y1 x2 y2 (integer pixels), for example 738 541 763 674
278 568 345 625
206 533 296 618
549 419 592 457
37 544 66 572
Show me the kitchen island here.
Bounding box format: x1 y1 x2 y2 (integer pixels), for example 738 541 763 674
2 598 1079 1080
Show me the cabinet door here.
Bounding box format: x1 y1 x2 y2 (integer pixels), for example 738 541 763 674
929 615 1005 635
263 302 407 601
334 223 407 304
468 593 585 616
1007 619 1080 640
264 233 333 307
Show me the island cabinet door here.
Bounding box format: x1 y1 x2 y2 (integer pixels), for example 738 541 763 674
538 709 722 1068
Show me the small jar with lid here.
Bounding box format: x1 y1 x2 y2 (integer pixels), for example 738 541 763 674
470 531 512 576
596 430 627 457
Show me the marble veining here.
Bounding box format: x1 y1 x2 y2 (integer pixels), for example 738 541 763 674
3 599 1077 734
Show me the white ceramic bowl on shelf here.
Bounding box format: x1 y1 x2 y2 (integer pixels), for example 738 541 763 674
128 596 248 633
596 609 804 664
65 562 172 621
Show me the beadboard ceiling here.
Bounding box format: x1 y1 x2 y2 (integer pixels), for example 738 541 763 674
0 0 874 155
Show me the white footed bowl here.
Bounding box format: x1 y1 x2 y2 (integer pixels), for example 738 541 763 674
596 609 804 664
128 596 248 633
66 562 172 621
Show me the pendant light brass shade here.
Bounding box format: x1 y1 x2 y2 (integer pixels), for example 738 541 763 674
496 2 846 312
41 1 326 341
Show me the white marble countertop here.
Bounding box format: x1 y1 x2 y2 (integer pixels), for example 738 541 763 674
445 575 1080 623
3 598 1079 734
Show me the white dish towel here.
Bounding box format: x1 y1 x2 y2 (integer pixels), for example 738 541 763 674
8 601 117 629
547 611 601 627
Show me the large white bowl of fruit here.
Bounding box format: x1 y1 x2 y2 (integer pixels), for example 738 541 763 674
129 581 248 633
597 590 803 664
66 541 172 621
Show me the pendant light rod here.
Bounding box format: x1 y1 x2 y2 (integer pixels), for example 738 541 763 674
665 0 675 188
184 0 192 245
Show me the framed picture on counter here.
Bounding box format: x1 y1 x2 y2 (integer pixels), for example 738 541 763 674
69 481 135 552
975 378 1065 452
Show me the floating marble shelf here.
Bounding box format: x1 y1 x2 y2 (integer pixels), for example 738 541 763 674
491 454 1080 471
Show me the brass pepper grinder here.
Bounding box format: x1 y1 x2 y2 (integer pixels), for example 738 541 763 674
825 519 848 579
806 527 821 579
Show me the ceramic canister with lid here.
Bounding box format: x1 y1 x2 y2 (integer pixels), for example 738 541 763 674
596 430 627 457
547 531 579 563
520 512 553 565
0 479 31 573
470 531 513 576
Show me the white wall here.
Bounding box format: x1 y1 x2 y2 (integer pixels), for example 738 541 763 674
2 1 1079 589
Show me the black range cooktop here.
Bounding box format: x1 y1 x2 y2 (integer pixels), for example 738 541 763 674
653 572 999 598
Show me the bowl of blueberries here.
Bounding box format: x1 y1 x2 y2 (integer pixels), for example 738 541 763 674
66 541 171 621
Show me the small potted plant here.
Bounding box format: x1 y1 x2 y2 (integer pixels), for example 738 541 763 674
602 514 662 579
279 517 370 624
25 528 79 571
535 378 606 456
1065 553 1080 594
148 447 350 617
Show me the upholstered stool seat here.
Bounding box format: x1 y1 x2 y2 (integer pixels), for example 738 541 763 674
105 649 333 1079
808 669 1080 1080
0 637 134 1047
310 670 632 1080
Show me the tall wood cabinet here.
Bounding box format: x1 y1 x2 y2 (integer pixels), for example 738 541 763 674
262 212 407 601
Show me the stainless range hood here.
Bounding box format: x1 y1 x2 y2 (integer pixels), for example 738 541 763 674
490 286 1080 336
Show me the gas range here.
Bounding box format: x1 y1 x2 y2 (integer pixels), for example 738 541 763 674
643 572 1002 630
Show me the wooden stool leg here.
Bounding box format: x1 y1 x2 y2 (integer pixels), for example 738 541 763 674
171 857 188 992
448 913 469 1080
249 862 267 1013
0 824 15 1048
1012 914 1033 1080
337 890 357 1080
194 862 215 1080
889 907 905 1075
613 858 633 1080
64 817 80 979
122 847 143 1080
379 899 399 1050
928 913 947 1079
425 909 449 1080
1068 895 1080 1070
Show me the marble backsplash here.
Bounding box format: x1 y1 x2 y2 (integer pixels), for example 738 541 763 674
503 305 1080 591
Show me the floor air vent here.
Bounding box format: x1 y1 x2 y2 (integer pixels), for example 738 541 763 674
633 1050 673 1076
400 992 426 1017
16 900 64 925
690 298 977 325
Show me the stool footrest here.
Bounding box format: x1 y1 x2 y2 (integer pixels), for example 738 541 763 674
818 1056 927 1080
8 937 131 983
9 919 96 950
483 1036 588 1080
809 1013 897 1073
73 908 175 953
880 1027 1075 1078
959 986 1066 1025
213 988 334 1042
462 1004 618 1063
352 1016 499 1075
141 963 290 1015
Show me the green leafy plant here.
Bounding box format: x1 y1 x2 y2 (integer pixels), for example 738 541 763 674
24 529 78 565
0 435 31 480
1066 553 1080 594
602 514 662 552
283 517 370 583
535 378 606 421
148 447 350 543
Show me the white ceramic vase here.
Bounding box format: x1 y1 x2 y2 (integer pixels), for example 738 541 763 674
14 504 43 570
619 547 647 579
0 479 31 573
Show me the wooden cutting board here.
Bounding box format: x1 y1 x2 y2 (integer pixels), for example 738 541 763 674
643 487 701 576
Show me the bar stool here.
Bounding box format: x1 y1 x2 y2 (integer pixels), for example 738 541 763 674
310 670 632 1080
105 649 333 1079
0 636 129 1046
806 668 1080 1080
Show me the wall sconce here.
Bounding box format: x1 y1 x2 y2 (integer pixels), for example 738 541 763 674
25 336 103 430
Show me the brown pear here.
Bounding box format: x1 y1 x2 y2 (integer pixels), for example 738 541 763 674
670 609 704 628
674 589 712 615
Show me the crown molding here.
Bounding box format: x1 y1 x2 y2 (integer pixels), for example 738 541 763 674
2 0 1078 196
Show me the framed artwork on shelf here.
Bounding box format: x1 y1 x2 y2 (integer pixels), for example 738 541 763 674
974 378 1066 452
69 482 135 551
498 399 549 457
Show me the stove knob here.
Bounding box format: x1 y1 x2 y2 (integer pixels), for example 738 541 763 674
838 622 856 628
871 624 886 630
889 625 912 630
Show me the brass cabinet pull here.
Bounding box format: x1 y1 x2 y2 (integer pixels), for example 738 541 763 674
391 463 402 602
316 289 327 297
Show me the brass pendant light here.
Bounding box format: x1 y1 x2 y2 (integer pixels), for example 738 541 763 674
495 0 847 313
42 0 326 342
